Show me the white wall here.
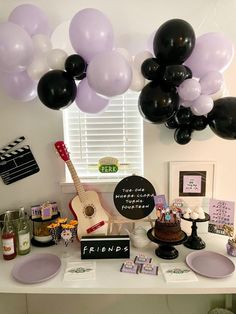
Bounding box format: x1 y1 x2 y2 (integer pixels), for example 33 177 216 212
1 0 236 213
0 1 236 313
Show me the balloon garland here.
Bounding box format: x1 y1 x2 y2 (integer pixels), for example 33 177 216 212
0 5 236 143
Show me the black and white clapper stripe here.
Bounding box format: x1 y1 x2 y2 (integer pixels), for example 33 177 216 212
0 136 25 156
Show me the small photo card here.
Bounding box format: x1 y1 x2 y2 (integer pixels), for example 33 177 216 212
160 263 198 283
208 198 235 236
154 195 167 209
134 254 152 265
120 260 139 274
63 261 96 281
140 263 158 276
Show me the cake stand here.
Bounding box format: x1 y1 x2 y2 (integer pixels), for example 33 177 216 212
147 228 187 259
181 213 210 250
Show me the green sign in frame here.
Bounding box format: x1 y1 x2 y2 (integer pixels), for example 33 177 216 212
99 164 118 173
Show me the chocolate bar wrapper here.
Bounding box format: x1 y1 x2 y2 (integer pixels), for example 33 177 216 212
120 261 139 274
134 254 152 265
140 263 158 276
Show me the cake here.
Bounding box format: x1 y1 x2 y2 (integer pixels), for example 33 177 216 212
154 207 185 242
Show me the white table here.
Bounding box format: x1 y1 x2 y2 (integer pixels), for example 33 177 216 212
0 233 235 295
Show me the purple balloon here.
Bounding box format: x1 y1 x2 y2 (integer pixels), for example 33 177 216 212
185 32 234 78
0 22 33 73
8 4 52 37
69 8 114 63
75 78 109 114
0 71 37 102
87 51 132 97
179 98 192 108
178 78 201 101
190 95 213 116
200 71 224 95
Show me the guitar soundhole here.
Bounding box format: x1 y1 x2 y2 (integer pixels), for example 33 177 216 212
84 206 95 217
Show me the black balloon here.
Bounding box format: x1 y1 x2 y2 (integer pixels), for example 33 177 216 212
175 107 193 125
163 65 188 86
174 127 192 145
184 65 192 79
153 19 195 65
138 82 179 124
141 58 163 81
37 70 77 110
165 116 179 129
65 54 87 79
207 97 236 139
191 115 208 131
75 72 86 81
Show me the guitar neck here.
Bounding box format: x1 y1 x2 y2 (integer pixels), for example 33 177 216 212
66 160 86 202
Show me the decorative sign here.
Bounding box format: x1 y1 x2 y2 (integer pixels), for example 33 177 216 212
99 164 118 173
80 235 130 259
0 136 39 185
179 171 206 197
98 157 119 173
113 175 156 220
208 198 235 236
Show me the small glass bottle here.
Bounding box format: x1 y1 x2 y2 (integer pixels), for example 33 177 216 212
1 211 17 260
17 208 31 255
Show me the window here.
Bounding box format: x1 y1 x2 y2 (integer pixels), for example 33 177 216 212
63 91 143 182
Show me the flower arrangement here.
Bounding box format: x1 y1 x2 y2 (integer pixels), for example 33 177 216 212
47 217 78 246
223 224 236 256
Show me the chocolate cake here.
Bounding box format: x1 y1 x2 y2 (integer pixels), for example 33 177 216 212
154 208 185 242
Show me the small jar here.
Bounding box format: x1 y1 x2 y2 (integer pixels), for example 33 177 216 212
226 239 236 257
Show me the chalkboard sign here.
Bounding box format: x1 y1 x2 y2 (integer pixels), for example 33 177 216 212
81 235 130 259
113 175 156 220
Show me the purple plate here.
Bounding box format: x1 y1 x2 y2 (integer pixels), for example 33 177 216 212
186 251 235 278
11 253 61 284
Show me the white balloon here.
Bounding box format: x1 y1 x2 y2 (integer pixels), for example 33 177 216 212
115 47 132 64
27 55 49 81
50 20 74 54
47 48 68 70
133 50 153 70
32 34 52 55
129 67 145 92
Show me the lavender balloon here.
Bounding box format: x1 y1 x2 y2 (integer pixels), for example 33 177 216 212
0 22 33 73
75 78 109 114
87 51 132 97
185 32 234 78
200 71 224 95
190 95 213 116
8 4 52 36
178 78 201 101
0 71 37 102
69 8 114 63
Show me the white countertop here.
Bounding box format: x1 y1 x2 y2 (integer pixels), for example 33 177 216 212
0 233 235 295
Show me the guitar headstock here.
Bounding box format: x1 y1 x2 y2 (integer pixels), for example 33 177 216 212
54 141 70 162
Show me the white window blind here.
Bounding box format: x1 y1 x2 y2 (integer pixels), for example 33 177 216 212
63 91 143 182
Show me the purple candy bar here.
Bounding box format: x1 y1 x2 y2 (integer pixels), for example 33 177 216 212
120 261 139 274
140 263 158 275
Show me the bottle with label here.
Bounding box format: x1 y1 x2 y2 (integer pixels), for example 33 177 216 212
17 208 31 255
1 211 17 260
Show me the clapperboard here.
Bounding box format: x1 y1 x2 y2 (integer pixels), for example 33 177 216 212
0 136 40 185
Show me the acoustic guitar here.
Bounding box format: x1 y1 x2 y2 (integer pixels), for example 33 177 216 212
54 141 109 239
